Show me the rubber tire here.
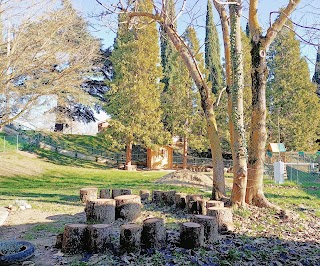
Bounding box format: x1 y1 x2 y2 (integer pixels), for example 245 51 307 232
0 241 35 265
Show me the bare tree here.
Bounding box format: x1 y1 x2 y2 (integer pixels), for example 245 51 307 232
0 0 100 127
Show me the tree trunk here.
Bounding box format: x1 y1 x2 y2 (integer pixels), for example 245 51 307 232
229 1 248 207
182 136 188 169
125 138 133 170
163 25 225 200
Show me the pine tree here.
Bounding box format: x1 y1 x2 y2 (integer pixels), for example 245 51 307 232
267 24 320 151
107 0 164 168
205 0 223 95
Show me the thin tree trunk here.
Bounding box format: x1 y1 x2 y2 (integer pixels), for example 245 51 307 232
125 138 133 168
182 136 188 169
229 2 247 207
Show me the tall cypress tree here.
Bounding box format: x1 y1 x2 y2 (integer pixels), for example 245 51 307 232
312 46 320 97
205 0 223 95
267 24 320 151
107 0 164 168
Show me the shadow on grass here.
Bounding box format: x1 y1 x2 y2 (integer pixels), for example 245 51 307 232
33 149 113 170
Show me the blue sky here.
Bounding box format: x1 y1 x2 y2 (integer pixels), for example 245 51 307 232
72 0 319 75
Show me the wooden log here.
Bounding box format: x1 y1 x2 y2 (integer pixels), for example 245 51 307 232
180 222 204 249
190 215 218 243
112 189 132 198
120 223 142 254
152 190 164 204
174 193 187 209
207 207 234 233
85 199 115 224
80 187 98 203
88 224 112 253
186 194 204 213
141 218 166 249
206 200 224 208
100 189 111 199
162 190 176 206
139 190 150 201
115 195 142 221
62 224 88 254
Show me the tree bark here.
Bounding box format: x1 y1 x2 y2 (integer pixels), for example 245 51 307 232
174 192 187 209
62 224 88 254
207 207 234 233
120 224 142 254
190 214 218 243
246 0 301 208
141 218 166 249
180 222 204 249
85 199 116 224
229 1 248 207
80 187 98 203
182 136 188 169
100 189 111 199
114 194 142 221
125 138 133 170
88 224 112 253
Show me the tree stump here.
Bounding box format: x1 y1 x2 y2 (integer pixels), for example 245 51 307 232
152 190 164 204
112 189 132 198
85 199 115 224
175 193 187 209
80 187 98 203
115 195 142 221
55 233 63 249
207 207 234 233
120 224 142 254
206 200 224 208
62 224 88 254
88 224 112 253
186 194 204 213
141 218 166 249
100 189 111 199
197 199 207 215
190 215 218 243
139 190 150 201
180 222 204 249
162 190 176 206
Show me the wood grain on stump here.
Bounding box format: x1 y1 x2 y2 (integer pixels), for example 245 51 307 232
190 215 218 243
100 189 111 199
62 224 88 254
206 200 224 208
80 187 98 203
88 224 112 253
85 199 115 224
180 222 204 249
115 195 142 221
207 207 234 233
120 223 142 254
141 218 166 249
139 190 150 201
174 193 187 209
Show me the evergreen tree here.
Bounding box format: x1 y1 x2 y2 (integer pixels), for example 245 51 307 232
107 0 164 168
205 0 223 95
267 24 320 151
312 46 320 97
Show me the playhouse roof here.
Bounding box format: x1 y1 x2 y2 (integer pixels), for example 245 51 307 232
268 143 286 153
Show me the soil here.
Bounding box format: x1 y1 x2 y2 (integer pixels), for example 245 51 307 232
0 171 319 265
